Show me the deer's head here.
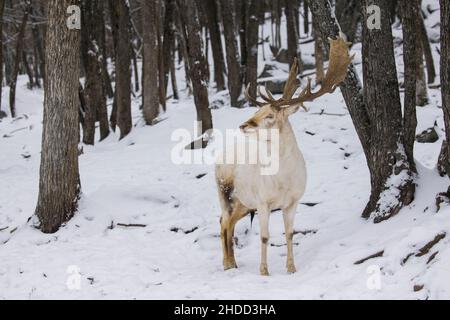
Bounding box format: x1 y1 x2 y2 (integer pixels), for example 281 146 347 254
240 36 353 134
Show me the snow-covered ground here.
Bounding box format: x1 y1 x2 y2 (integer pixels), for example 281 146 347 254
1 3 449 299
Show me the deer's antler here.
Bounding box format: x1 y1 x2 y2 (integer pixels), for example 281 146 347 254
244 35 353 110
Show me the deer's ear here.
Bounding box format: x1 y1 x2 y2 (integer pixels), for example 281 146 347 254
283 105 300 116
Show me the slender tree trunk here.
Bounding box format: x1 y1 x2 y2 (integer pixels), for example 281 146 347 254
114 0 132 139
177 0 212 138
30 4 45 83
239 0 247 72
35 0 81 233
142 0 160 124
286 0 302 71
9 2 30 118
156 1 166 110
335 0 360 44
82 0 109 144
22 50 35 89
202 0 226 91
313 17 324 85
303 0 310 35
0 0 5 118
219 0 242 107
415 1 428 106
417 3 436 84
438 0 450 177
162 0 176 93
400 1 418 172
245 0 261 100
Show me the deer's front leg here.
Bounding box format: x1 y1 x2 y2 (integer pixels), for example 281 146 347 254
258 207 270 276
283 203 297 274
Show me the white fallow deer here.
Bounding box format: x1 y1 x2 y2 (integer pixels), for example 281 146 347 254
215 36 353 275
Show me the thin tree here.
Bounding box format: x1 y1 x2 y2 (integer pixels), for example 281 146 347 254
0 0 5 119
81 0 109 144
286 0 302 71
219 0 242 107
177 0 212 138
9 1 31 118
35 0 81 233
438 0 450 177
245 0 261 100
400 1 418 172
114 0 132 139
201 0 226 91
142 0 160 124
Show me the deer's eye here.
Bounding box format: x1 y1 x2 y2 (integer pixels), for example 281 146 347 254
265 114 274 119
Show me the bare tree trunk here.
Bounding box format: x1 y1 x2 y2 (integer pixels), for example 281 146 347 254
0 0 5 119
400 1 418 172
35 0 81 234
360 0 415 222
162 0 176 94
438 0 450 177
415 1 429 106
114 0 132 139
22 50 35 89
313 17 324 85
30 3 45 84
335 0 360 44
286 0 302 71
417 3 436 84
201 0 226 91
245 0 261 100
9 2 30 118
219 0 242 107
82 0 109 144
303 0 310 35
156 1 166 111
177 0 212 137
142 0 160 124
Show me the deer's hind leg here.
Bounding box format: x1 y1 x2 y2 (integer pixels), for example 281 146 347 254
220 200 250 270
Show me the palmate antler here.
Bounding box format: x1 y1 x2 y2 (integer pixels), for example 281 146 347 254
246 35 354 110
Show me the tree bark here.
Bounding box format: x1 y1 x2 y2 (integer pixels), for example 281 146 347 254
438 0 450 177
417 4 436 84
219 0 242 107
286 0 302 71
245 0 261 100
335 0 360 44
361 0 415 222
81 0 109 144
142 0 160 124
400 1 418 172
35 0 81 233
177 0 213 138
415 1 429 106
114 0 132 139
313 17 324 85
0 0 5 118
9 2 30 118
202 0 226 91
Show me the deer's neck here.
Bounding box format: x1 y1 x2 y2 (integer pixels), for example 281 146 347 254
278 120 300 159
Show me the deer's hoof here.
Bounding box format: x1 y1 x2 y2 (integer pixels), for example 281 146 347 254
287 264 297 274
260 264 270 276
223 260 237 270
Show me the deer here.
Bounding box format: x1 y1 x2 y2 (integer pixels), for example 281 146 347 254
215 36 353 276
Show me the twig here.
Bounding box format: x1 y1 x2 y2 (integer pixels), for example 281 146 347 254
354 250 384 265
117 223 147 228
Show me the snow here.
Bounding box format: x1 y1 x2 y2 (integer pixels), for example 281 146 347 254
1 1 450 299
